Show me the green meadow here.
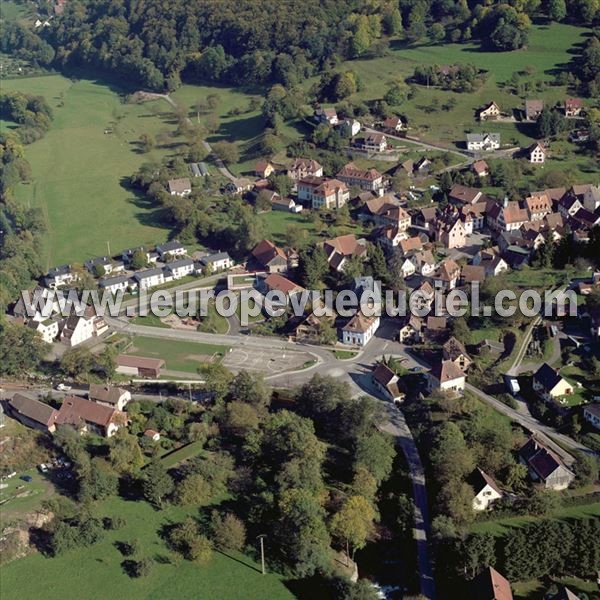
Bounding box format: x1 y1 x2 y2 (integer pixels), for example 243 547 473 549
0 496 293 600
3 75 182 268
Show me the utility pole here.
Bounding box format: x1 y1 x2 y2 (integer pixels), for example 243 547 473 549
257 535 266 575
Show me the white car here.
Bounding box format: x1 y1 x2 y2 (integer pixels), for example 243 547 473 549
56 383 72 391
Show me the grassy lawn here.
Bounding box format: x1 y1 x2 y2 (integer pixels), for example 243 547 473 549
333 349 358 360
156 440 205 469
172 83 304 178
470 500 600 536
0 467 54 525
126 335 230 373
132 314 170 328
0 496 294 600
513 576 600 600
260 210 315 245
3 75 184 268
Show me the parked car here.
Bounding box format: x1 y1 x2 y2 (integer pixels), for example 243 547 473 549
20 475 33 482
56 383 72 391
38 464 49 473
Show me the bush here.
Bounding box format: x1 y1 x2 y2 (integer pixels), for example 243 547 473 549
132 557 154 578
103 516 127 530
210 512 246 552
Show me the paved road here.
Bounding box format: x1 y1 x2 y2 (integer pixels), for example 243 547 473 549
465 383 596 463
157 92 240 183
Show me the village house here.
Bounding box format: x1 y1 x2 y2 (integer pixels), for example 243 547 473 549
61 307 107 346
98 274 131 295
323 234 368 272
519 436 575 490
473 247 509 277
341 312 380 346
144 429 161 442
478 101 501 121
399 257 416 278
525 99 544 121
398 315 423 343
411 250 436 277
88 384 131 411
168 177 192 196
473 567 513 600
55 395 126 438
361 196 411 231
372 363 406 403
469 467 503 511
315 107 338 125
341 118 361 137
259 272 305 302
271 195 302 213
336 162 384 193
557 193 584 219
525 193 552 221
292 304 336 343
424 315 448 343
199 252 234 272
382 116 404 132
133 267 165 290
297 177 349 210
471 159 489 177
583 185 600 212
156 240 186 260
448 184 484 206
466 133 500 152
434 213 467 249
528 142 546 164
532 363 574 405
8 393 58 433
442 336 472 371
287 158 323 182
251 239 289 274
432 258 461 291
45 264 78 289
427 360 466 395
28 318 61 344
460 264 486 286
376 226 406 249
84 256 124 276
414 156 432 175
564 98 583 117
487 200 529 232
116 355 165 378
398 236 423 257
255 160 275 178
121 246 155 265
582 404 600 430
164 258 195 280
361 132 388 153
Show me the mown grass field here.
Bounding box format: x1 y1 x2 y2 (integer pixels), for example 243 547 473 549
3 75 183 268
126 335 229 373
0 496 294 600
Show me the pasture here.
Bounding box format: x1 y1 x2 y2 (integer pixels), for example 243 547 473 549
0 495 294 600
3 75 183 268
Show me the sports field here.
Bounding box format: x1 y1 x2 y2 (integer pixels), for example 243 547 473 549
126 335 229 373
3 75 181 268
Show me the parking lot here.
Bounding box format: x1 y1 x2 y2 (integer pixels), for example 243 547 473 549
222 345 315 375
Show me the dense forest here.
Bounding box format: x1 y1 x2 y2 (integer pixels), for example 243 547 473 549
1 0 598 91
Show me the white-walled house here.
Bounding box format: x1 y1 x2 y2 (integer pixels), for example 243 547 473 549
427 360 466 395
341 313 380 346
28 318 60 344
99 274 131 295
61 314 96 346
156 240 187 260
88 384 131 411
200 252 234 272
45 265 78 289
164 258 195 280
470 468 503 511
133 268 165 290
466 133 500 152
583 404 600 430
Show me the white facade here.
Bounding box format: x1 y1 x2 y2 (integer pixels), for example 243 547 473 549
472 483 502 511
31 319 60 344
134 269 165 290
341 315 380 347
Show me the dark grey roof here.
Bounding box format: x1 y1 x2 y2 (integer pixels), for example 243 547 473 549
156 240 184 254
134 268 163 280
98 275 130 287
201 252 231 264
165 258 194 270
533 363 563 391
